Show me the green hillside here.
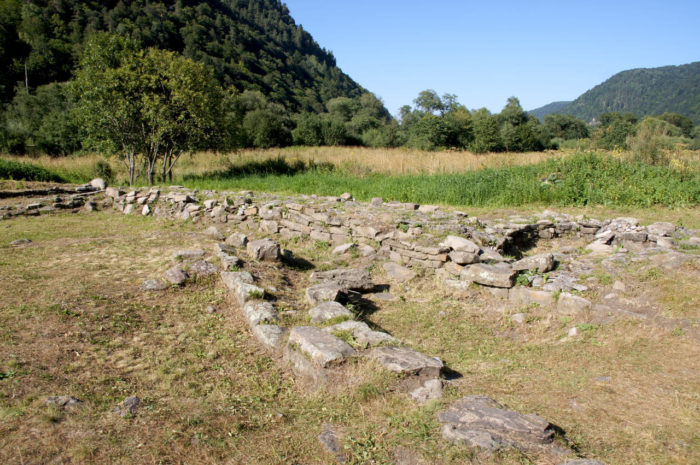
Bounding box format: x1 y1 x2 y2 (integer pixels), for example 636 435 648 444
533 62 700 124
528 101 571 121
0 0 365 111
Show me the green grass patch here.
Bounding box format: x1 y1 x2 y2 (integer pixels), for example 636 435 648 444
0 158 65 182
179 152 699 208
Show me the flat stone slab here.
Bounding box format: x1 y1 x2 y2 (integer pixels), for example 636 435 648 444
288 326 357 367
141 279 169 291
512 253 555 273
324 320 397 347
439 395 554 452
252 324 288 351
557 292 592 315
188 260 218 276
383 262 417 282
243 301 279 326
369 346 443 378
310 268 374 292
306 282 345 305
220 271 254 292
309 301 353 324
461 263 516 288
508 287 555 306
448 251 480 265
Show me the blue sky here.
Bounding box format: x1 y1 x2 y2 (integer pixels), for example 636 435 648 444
283 0 700 116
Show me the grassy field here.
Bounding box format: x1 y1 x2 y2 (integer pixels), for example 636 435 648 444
0 211 698 464
1 148 699 209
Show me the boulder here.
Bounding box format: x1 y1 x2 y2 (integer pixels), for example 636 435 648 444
226 232 248 247
441 235 480 254
439 395 554 452
332 243 356 255
247 238 281 261
461 263 516 288
309 301 353 324
410 379 443 404
310 268 374 292
220 271 254 292
512 253 555 273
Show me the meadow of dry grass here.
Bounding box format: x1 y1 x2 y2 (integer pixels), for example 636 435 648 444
1 208 698 464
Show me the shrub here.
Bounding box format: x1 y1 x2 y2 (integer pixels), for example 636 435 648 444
0 158 65 182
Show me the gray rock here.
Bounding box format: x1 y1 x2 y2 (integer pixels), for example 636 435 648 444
247 238 281 261
10 238 31 246
306 282 345 305
141 279 169 291
141 204 150 216
439 395 554 452
252 324 288 351
220 271 254 292
383 262 417 282
324 320 397 347
448 250 480 265
105 187 123 198
461 263 516 288
45 395 82 409
235 282 266 306
204 226 225 240
339 192 353 201
226 232 248 247
511 313 526 324
309 301 353 324
370 197 383 206
205 305 217 314
288 326 357 367
310 268 374 292
113 396 140 417
332 243 356 255
318 423 345 461
188 260 218 277
508 287 555 306
243 301 279 326
370 346 443 378
512 253 555 273
173 249 206 260
647 222 675 237
410 378 443 404
441 235 480 254
164 266 189 285
557 293 592 315
479 248 506 262
90 178 106 190
357 244 376 257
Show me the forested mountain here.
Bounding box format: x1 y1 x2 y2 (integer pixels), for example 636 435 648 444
530 62 700 123
0 0 365 111
528 101 570 121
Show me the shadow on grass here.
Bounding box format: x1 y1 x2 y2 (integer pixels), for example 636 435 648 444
181 157 335 182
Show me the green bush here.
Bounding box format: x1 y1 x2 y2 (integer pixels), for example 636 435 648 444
0 158 65 182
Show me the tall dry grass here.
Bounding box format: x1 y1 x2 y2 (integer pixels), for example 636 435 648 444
1 145 697 185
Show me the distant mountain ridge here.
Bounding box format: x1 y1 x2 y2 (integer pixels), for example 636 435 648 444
529 62 700 123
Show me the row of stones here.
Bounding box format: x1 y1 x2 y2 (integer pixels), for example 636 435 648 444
208 236 447 404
